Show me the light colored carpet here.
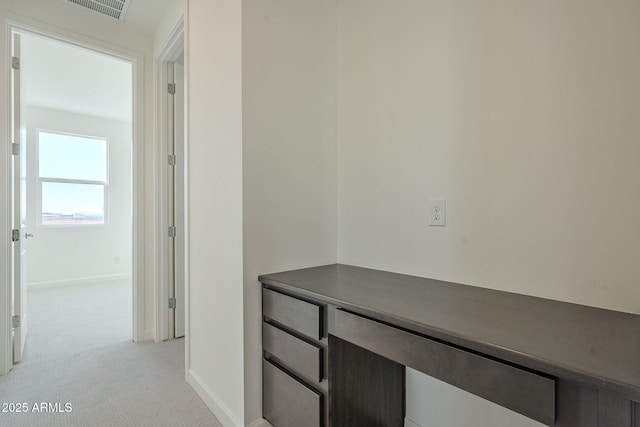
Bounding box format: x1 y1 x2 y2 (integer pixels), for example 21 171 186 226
0 339 221 427
23 280 132 363
0 281 221 427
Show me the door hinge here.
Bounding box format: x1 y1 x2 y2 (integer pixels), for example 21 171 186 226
169 298 176 309
168 83 176 95
11 315 20 328
11 229 19 242
11 143 20 156
168 226 176 238
11 56 19 70
168 154 176 166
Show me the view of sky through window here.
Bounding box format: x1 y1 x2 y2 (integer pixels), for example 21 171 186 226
38 131 108 225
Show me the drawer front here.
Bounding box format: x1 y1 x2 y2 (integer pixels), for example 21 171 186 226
263 288 322 340
263 359 323 427
263 322 323 383
332 309 556 426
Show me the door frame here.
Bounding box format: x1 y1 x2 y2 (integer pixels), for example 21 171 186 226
10 31 25 364
154 17 187 345
0 19 145 374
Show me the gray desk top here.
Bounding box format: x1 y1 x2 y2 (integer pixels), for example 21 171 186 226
259 264 640 401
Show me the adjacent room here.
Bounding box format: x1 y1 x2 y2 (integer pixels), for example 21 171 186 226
19 32 133 363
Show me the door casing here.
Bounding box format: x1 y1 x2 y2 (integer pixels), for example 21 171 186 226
154 18 187 346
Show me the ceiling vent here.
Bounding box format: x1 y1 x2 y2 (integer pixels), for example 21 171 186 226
66 0 131 21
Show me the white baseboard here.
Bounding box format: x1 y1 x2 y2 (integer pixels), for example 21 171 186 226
27 273 132 290
405 416 422 427
142 328 154 342
188 368 244 427
246 418 271 427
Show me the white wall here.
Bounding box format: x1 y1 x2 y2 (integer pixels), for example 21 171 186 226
154 2 338 424
186 1 245 426
242 0 338 423
24 107 132 287
336 1 640 426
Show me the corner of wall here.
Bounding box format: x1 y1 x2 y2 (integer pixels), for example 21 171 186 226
188 368 244 427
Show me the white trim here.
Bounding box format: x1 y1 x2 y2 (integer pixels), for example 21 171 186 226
154 55 169 342
0 14 146 374
247 419 272 427
27 273 132 290
404 417 422 427
154 17 185 344
129 33 144 345
181 4 191 384
36 129 110 228
188 368 244 427
1 16 14 376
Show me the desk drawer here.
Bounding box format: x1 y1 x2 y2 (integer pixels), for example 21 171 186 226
263 288 323 340
263 359 323 427
263 322 323 383
332 309 556 426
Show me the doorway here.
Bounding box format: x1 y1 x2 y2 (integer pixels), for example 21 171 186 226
168 60 186 340
11 30 135 363
155 21 186 344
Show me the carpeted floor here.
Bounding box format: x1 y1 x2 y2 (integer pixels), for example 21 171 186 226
0 340 221 427
0 281 221 427
23 280 132 363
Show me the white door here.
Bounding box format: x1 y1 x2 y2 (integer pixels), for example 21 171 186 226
173 63 185 339
11 33 28 363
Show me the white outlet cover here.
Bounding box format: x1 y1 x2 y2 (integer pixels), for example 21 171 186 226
429 198 446 226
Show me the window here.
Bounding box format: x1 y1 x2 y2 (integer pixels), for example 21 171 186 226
38 130 108 226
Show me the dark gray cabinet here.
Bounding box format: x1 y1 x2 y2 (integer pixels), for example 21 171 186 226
263 359 323 427
262 287 328 427
263 322 323 382
332 308 555 426
260 264 640 427
263 288 323 340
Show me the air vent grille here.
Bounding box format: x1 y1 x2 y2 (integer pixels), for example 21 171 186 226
66 0 131 21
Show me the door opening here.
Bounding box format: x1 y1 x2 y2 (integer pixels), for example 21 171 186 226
155 20 186 345
169 61 186 339
10 32 27 364
10 29 135 364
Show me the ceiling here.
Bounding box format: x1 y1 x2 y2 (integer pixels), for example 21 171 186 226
22 33 133 122
63 0 173 35
17 0 175 121
123 0 172 34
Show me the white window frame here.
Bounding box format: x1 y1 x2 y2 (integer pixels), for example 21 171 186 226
36 129 110 228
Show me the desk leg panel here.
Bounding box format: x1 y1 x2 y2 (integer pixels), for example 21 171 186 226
329 335 405 427
557 381 638 427
556 381 598 427
598 390 634 427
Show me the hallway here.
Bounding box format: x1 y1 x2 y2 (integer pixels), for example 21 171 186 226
0 339 220 427
1 281 219 426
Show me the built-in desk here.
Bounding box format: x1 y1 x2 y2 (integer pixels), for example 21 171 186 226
259 264 640 427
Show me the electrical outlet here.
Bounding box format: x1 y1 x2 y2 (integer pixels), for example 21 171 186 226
429 198 446 226
113 256 121 265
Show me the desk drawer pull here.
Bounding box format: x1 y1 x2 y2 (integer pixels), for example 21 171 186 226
263 288 323 340
263 322 324 383
263 359 323 427
332 309 556 426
